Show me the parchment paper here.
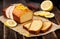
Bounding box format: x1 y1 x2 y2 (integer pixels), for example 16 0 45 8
0 16 60 37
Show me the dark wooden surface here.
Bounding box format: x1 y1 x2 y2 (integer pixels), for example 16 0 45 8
0 0 60 39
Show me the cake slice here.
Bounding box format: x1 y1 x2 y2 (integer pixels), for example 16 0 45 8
3 4 33 23
41 21 52 32
29 20 43 34
23 22 31 30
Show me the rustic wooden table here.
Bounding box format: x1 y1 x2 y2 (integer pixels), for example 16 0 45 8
0 0 60 39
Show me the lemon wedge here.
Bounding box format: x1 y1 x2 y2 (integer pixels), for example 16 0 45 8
41 1 53 11
4 20 17 27
45 13 55 18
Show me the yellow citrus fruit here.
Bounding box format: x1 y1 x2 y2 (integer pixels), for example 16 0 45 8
34 11 46 16
41 1 53 11
34 11 51 16
45 13 55 18
4 20 17 27
34 11 54 18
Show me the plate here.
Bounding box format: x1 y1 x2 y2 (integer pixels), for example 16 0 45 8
0 16 60 37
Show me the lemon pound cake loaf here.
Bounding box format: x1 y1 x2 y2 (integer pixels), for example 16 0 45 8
3 4 33 23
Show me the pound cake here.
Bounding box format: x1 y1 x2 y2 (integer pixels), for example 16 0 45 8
29 20 42 34
23 20 52 34
23 22 31 30
24 20 43 34
41 21 52 32
3 4 33 23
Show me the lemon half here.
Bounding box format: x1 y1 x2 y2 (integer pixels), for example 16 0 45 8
4 20 17 27
41 1 53 11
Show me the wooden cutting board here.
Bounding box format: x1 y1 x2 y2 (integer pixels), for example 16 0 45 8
0 15 60 37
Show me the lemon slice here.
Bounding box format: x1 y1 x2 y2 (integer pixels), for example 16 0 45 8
34 11 51 16
9 5 15 20
44 12 51 16
41 1 53 11
45 13 55 18
6 6 12 18
4 20 17 27
34 11 46 16
34 11 54 18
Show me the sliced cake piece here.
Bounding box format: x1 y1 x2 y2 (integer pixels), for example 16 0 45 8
29 20 43 34
23 22 31 30
41 21 52 32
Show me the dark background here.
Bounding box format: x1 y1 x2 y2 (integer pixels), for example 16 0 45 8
26 0 60 9
0 0 3 16
0 0 60 11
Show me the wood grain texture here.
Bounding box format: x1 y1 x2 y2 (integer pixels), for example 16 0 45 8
0 21 3 39
42 32 57 39
3 27 17 39
52 7 60 39
16 32 23 39
52 7 60 25
0 1 3 39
